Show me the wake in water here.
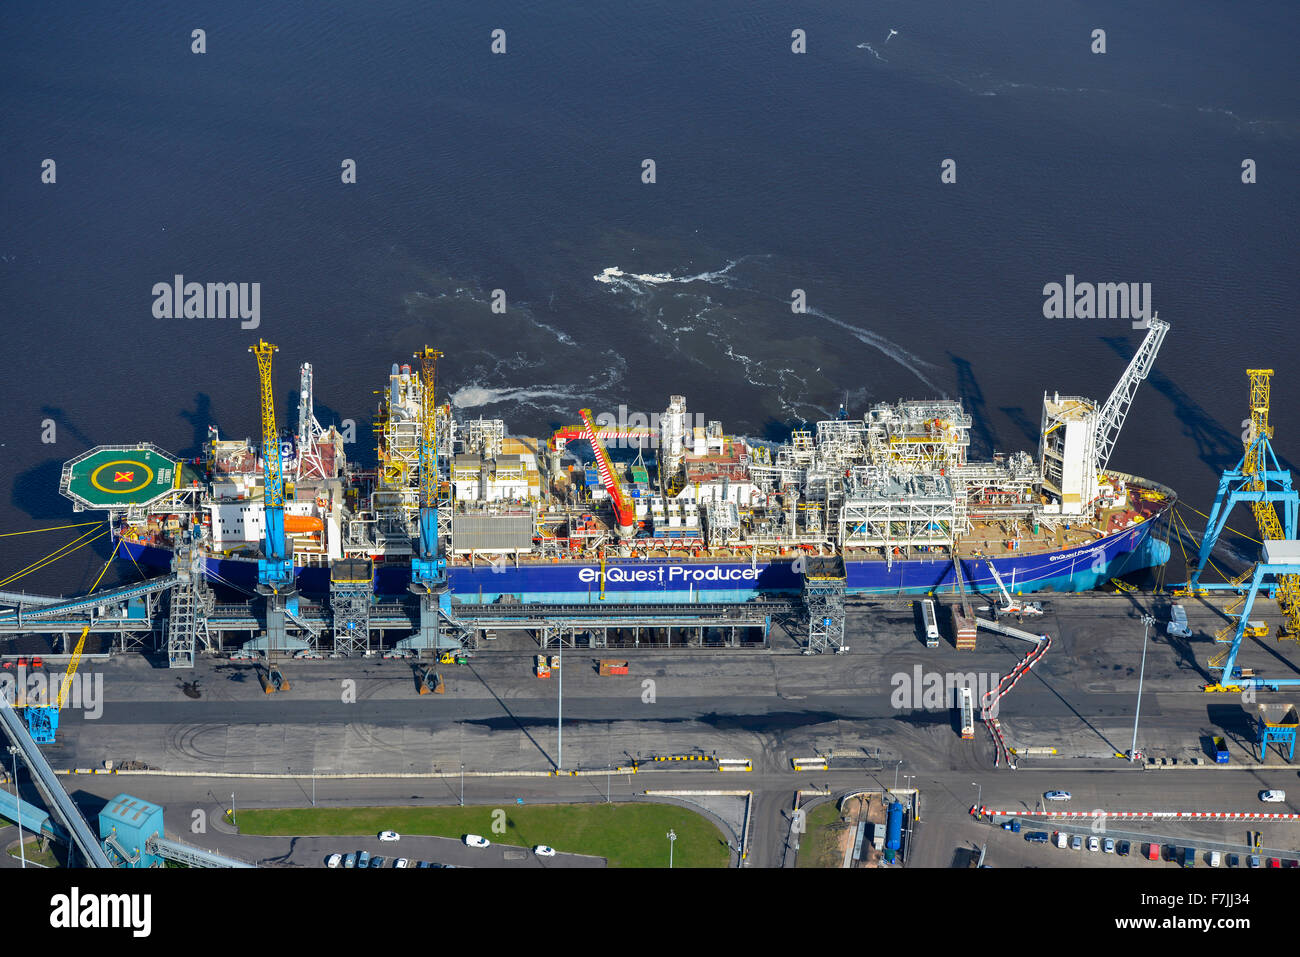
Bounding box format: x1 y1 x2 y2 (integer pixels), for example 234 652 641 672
593 257 943 397
856 42 888 63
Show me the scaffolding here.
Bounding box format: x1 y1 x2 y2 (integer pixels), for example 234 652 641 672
329 559 372 657
165 536 212 669
802 555 847 655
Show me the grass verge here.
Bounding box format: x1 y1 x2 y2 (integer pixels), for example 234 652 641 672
235 802 729 868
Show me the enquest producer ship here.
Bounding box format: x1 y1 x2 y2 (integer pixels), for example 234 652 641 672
59 320 1175 604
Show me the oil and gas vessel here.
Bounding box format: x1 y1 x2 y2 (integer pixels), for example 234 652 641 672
59 320 1174 603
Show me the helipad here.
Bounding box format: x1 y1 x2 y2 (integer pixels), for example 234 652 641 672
61 445 181 510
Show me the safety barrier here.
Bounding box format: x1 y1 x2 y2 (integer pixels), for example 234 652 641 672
976 805 1300 821
717 759 752 772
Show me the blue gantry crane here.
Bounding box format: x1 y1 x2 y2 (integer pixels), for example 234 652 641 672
250 340 295 593
410 346 446 590
25 625 88 743
1179 370 1300 692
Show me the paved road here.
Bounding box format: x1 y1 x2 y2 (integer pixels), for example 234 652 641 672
8 591 1300 867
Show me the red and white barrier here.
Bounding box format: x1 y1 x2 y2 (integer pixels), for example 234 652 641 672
972 805 1300 821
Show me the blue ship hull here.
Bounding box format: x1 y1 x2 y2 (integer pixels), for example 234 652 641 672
119 514 1169 603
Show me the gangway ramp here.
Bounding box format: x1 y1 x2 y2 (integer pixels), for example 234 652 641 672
0 575 176 622
147 835 255 868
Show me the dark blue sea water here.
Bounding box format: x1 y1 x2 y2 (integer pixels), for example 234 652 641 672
1 0 1296 593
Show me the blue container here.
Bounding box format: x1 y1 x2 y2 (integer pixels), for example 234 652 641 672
885 801 903 851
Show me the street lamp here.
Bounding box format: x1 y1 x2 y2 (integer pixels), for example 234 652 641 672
667 829 677 868
231 792 236 829
8 747 25 868
311 767 316 808
460 763 465 807
893 759 902 791
1131 615 1155 763
971 781 982 816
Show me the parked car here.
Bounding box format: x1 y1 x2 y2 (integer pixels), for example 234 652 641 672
371 856 386 868
394 858 409 868
1116 840 1130 857
379 830 401 842
343 853 356 869
1248 855 1261 868
1024 831 1050 844
1209 851 1221 867
534 845 556 857
1044 790 1071 802
1103 838 1115 854
1087 836 1100 852
1267 857 1282 868
464 834 491 848
357 851 370 867
1260 790 1286 803
326 853 342 868
1227 853 1240 867
1070 835 1083 850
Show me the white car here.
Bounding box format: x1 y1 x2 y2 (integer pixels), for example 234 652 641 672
1044 790 1071 802
378 830 401 842
533 845 556 857
464 834 491 848
1260 790 1286 803
394 858 409 868
1087 836 1099 852
326 853 342 868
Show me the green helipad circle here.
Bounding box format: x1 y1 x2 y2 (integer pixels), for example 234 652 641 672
63 447 178 509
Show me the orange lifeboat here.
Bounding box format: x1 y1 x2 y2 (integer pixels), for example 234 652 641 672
284 515 323 533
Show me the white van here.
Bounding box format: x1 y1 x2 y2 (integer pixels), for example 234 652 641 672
1167 604 1192 638
1209 850 1221 867
1055 831 1068 849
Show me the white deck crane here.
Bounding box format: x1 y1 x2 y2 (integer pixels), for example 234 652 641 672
1039 315 1170 514
1093 315 1170 474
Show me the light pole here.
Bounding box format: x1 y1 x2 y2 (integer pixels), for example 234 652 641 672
231 792 237 829
893 759 902 791
8 747 25 868
311 767 316 808
1131 615 1155 763
667 828 677 868
460 763 465 807
557 636 563 772
971 781 981 816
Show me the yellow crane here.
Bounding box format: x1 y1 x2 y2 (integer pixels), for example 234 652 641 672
1243 371 1300 641
26 626 88 743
